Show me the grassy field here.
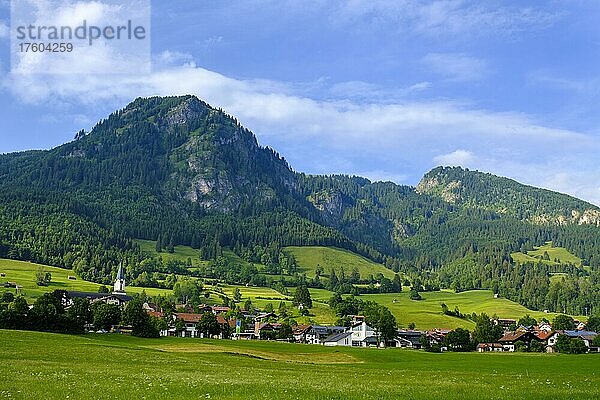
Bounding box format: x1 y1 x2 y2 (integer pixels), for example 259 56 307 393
363 290 578 330
218 284 338 325
0 259 173 301
136 239 210 268
285 246 396 279
136 240 272 275
1 330 599 400
511 242 583 266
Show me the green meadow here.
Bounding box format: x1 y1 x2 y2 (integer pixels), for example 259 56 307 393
218 284 338 325
363 290 579 330
136 239 209 268
511 242 583 267
0 258 172 301
0 330 598 400
285 246 396 279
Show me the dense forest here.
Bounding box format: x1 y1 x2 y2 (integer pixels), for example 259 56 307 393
1 95 600 314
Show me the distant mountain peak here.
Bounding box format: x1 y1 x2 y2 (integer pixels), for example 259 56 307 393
417 166 600 225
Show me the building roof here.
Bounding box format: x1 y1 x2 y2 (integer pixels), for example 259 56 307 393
323 331 352 343
564 330 598 338
499 331 532 343
535 331 555 341
148 311 164 319
293 325 312 335
175 313 203 323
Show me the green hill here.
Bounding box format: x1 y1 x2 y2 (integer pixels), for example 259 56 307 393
285 246 396 280
136 239 208 267
363 290 579 330
0 258 172 300
511 241 584 266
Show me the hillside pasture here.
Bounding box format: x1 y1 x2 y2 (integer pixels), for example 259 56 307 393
363 290 577 330
511 241 583 267
0 258 173 300
285 246 396 280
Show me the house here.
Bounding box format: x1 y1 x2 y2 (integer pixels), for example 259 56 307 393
173 313 203 338
395 330 425 349
537 322 553 333
564 331 598 352
323 331 353 347
498 331 536 352
477 343 504 352
307 325 346 345
545 331 561 352
292 324 312 343
211 306 231 315
350 320 378 347
292 325 346 344
426 329 451 346
255 322 282 340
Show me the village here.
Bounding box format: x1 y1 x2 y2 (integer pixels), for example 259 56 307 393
63 267 600 354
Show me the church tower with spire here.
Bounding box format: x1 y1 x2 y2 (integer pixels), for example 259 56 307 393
113 263 126 294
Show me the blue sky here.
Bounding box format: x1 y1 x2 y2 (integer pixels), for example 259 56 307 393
1 1 600 204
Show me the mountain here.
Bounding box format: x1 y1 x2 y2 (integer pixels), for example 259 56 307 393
1 95 599 314
417 166 600 225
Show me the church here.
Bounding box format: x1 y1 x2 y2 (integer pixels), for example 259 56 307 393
67 263 132 306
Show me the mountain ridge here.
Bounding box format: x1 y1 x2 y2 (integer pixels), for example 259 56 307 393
1 95 600 316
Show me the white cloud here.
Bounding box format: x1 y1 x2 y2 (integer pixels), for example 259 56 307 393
3 52 600 205
326 0 562 38
434 149 475 166
0 20 8 39
328 80 431 100
423 52 490 82
11 0 150 75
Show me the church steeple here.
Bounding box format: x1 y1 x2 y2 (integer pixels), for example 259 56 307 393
113 263 126 294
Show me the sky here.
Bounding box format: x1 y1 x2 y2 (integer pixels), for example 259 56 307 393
1 1 600 204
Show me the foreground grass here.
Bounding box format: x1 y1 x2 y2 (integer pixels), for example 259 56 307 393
0 330 598 400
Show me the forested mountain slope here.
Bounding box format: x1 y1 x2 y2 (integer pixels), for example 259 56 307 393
1 95 600 314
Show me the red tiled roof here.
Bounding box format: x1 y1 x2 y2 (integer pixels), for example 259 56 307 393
535 331 554 340
175 313 203 323
499 332 526 342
